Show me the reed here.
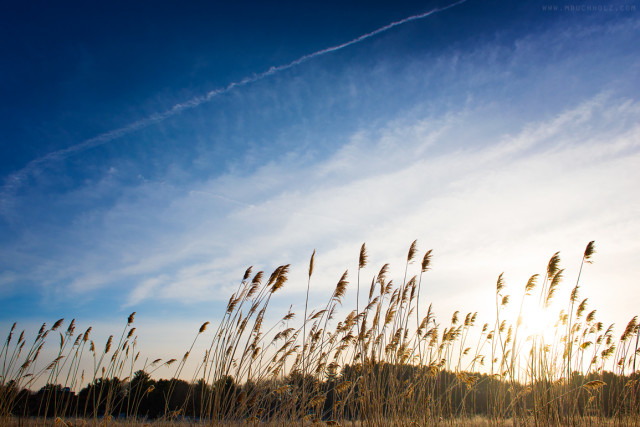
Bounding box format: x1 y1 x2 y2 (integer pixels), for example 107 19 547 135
1 240 639 426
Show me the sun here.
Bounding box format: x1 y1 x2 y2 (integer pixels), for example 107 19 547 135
518 298 563 341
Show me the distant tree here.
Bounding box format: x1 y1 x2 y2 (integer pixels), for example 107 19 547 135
33 383 76 418
78 377 124 418
128 370 154 417
202 375 240 420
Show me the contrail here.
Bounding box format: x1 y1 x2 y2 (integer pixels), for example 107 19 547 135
1 0 467 213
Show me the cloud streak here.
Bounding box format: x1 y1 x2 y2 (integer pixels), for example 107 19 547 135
2 3 638 347
0 0 467 217
99 93 639 313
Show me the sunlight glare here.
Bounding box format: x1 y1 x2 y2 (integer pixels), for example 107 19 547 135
519 299 562 342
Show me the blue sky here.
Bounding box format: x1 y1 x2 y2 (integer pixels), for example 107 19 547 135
1 0 639 366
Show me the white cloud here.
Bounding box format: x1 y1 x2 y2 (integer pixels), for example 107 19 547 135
3 87 639 346
90 92 638 338
2 14 639 350
125 275 169 308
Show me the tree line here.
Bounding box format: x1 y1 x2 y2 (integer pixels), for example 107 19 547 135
2 364 638 423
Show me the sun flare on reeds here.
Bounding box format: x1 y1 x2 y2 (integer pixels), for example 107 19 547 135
519 299 560 340
1 240 639 426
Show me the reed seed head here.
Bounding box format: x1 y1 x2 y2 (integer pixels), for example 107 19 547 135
545 269 564 307
251 271 264 285
52 318 64 331
524 274 538 295
421 249 433 272
377 264 389 284
270 264 290 293
496 273 505 294
199 321 210 333
451 311 459 325
407 240 418 262
359 243 367 269
547 252 561 280
243 266 253 281
621 316 638 341
332 270 349 301
584 240 596 263
66 319 75 335
583 380 606 390
37 323 46 338
576 298 588 319
105 335 113 353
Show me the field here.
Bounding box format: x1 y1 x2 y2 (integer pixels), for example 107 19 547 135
1 241 639 426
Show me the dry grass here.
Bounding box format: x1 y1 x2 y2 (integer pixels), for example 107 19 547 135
1 241 639 426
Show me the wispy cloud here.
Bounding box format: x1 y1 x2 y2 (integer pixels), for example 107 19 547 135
1 7 638 341
0 0 468 219
107 93 640 318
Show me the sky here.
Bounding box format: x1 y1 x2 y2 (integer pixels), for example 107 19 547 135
1 0 639 373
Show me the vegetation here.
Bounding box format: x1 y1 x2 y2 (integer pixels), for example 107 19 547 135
1 241 639 425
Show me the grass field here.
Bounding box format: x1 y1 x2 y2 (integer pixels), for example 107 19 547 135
1 241 639 426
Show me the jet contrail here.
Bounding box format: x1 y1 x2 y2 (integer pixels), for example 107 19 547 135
1 0 467 212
